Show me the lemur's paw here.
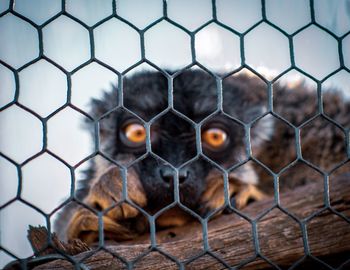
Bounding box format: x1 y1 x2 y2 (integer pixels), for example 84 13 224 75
67 166 147 243
220 182 268 214
86 166 147 220
199 178 268 216
67 207 134 244
234 184 267 209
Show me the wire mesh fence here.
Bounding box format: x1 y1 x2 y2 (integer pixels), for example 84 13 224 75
0 0 350 269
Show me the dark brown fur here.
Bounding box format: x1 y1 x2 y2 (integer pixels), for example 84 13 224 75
55 70 350 244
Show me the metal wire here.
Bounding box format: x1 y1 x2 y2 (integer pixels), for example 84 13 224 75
0 0 349 269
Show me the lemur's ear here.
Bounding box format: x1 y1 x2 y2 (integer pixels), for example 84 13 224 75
89 84 119 119
84 84 119 139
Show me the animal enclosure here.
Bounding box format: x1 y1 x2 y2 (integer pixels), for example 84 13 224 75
0 0 350 269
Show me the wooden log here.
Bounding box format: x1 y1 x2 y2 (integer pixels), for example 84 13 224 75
30 174 350 269
27 226 91 256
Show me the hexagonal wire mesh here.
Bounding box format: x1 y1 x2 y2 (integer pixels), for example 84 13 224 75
0 0 350 269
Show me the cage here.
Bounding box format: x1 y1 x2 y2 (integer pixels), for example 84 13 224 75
0 0 350 269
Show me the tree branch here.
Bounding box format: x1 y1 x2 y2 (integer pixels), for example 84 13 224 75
23 174 350 269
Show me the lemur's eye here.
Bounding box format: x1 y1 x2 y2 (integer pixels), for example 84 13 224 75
124 123 146 144
202 128 227 148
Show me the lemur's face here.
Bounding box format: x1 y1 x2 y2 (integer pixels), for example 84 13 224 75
93 70 269 214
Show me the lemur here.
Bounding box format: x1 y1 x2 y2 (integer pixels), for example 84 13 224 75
55 69 349 244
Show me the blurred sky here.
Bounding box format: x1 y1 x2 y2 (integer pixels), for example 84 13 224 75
0 0 350 267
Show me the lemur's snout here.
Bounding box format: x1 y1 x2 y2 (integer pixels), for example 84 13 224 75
159 166 190 184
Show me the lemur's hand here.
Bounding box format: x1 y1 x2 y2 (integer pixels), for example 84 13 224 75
199 178 267 216
67 166 147 244
233 183 267 209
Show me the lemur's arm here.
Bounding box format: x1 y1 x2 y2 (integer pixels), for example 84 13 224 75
63 166 147 244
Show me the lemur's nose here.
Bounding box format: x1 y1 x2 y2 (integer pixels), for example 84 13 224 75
159 167 189 184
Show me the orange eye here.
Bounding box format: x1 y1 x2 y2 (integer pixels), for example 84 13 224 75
124 123 146 144
202 128 227 148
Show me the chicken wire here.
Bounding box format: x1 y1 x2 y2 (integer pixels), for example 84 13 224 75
0 0 350 269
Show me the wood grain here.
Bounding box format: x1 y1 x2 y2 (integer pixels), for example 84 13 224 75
30 174 350 269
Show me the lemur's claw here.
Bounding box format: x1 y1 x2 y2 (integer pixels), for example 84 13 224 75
224 184 267 214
